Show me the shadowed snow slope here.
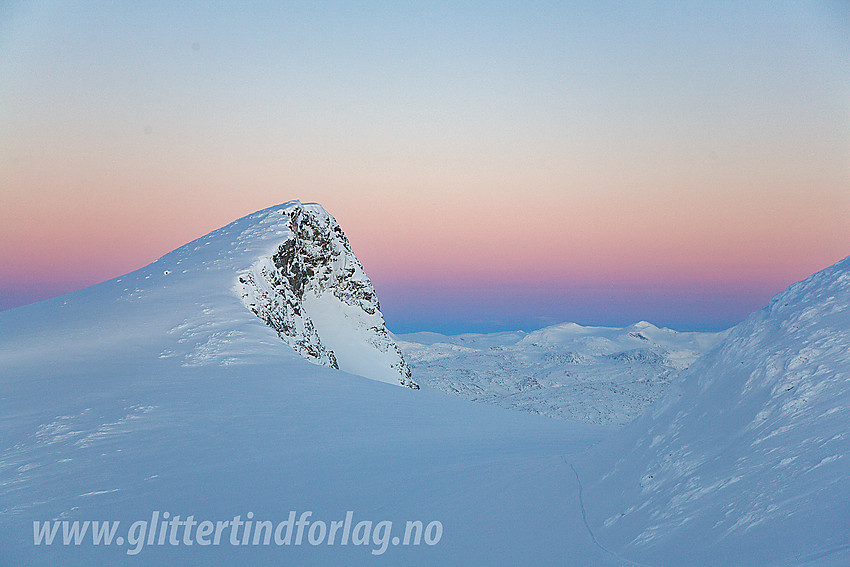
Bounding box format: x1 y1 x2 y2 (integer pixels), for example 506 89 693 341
577 255 850 567
0 201 613 566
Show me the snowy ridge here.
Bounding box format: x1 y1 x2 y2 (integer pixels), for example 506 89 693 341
0 200 620 565
237 202 417 388
577 255 850 566
398 322 726 425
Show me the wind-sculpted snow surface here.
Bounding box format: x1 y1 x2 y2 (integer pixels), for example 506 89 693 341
0 201 620 566
397 322 726 425
577 255 850 567
237 202 416 388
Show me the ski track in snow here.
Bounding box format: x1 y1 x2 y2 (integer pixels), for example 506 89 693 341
576 255 850 566
568 460 653 567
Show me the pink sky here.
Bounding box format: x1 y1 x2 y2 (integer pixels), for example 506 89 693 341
1 2 848 332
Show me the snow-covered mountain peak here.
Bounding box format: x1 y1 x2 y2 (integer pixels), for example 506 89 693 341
1 200 416 389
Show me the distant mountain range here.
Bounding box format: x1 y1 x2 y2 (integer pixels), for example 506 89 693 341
398 320 726 425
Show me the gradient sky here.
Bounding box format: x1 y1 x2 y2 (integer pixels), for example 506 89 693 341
1 1 848 333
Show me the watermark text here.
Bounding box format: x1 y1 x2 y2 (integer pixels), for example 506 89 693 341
34 510 443 556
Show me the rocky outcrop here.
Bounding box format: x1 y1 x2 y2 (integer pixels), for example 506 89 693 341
237 202 417 388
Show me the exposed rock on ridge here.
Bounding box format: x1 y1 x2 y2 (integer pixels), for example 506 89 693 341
237 202 417 388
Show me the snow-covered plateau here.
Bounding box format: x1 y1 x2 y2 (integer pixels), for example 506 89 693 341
1 200 847 566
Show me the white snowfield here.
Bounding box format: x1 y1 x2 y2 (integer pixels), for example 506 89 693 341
397 322 727 425
0 201 847 566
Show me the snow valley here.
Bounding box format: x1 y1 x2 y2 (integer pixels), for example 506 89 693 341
1 201 847 566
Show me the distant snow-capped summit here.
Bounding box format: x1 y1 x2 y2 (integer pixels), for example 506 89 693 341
397 321 726 425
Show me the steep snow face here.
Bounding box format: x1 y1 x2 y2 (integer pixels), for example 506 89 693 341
397 322 726 425
577 256 850 566
237 202 416 388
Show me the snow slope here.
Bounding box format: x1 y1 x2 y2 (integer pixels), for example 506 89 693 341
576 255 850 566
0 201 616 566
397 322 726 425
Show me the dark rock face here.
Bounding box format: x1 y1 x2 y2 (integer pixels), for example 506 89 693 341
237 202 417 389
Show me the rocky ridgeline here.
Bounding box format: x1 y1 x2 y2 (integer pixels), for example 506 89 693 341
238 202 417 389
